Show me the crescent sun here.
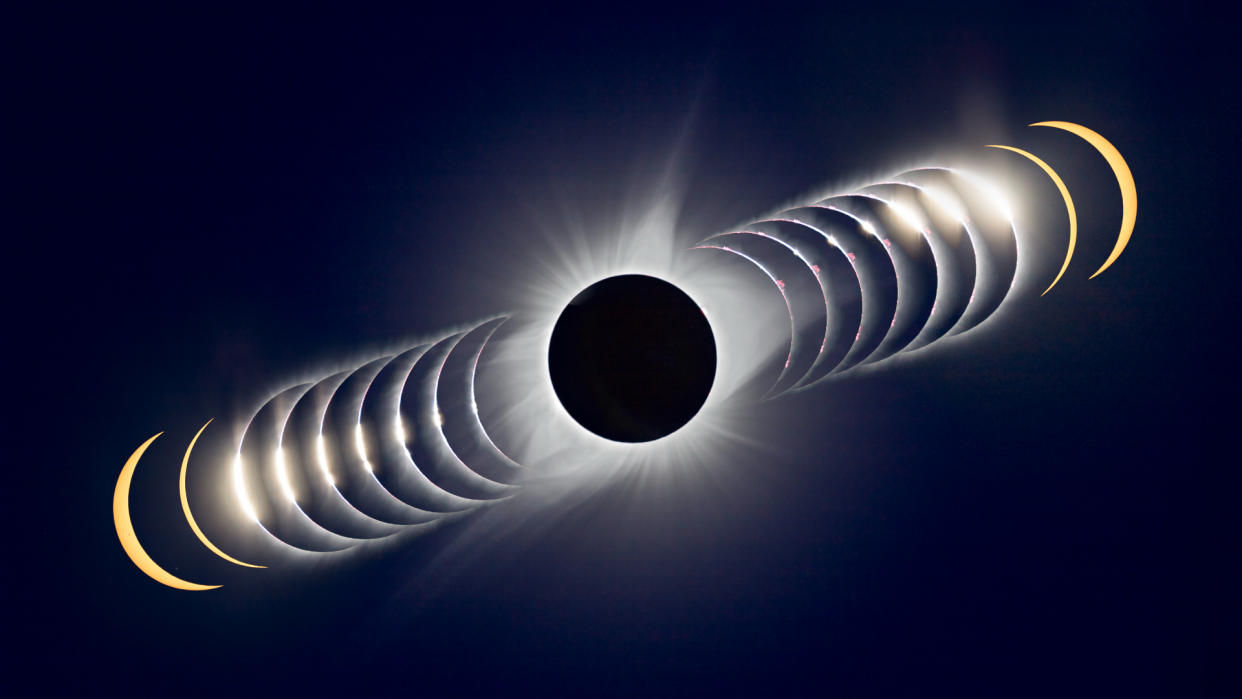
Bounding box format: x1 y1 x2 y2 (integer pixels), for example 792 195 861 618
114 433 221 591
1031 121 1136 279
179 419 264 569
986 144 1077 295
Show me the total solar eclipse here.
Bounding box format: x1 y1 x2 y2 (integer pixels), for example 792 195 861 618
548 274 717 442
109 117 1139 590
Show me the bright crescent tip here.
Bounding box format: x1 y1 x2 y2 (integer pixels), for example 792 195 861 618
114 433 221 591
986 145 1077 295
179 419 265 568
1030 121 1136 279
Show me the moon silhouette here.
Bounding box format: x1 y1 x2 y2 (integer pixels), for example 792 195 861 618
987 144 1078 295
1031 121 1136 279
179 420 264 569
114 433 221 591
548 275 717 442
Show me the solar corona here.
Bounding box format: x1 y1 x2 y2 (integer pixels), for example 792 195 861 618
114 121 1136 591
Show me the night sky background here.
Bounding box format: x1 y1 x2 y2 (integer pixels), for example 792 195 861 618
7 4 1236 696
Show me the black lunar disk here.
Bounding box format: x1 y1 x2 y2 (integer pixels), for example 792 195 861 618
549 274 716 442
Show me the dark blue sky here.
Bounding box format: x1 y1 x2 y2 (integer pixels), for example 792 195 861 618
7 4 1233 696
